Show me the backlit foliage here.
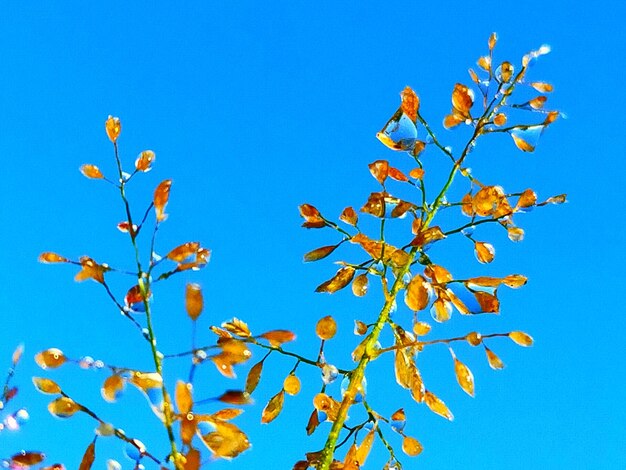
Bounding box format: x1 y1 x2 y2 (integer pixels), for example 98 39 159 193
16 34 562 469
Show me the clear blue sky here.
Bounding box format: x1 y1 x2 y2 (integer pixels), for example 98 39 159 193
1 1 624 468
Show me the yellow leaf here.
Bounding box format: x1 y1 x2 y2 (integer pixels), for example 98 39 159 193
315 266 355 294
402 436 423 457
355 428 376 465
105 116 121 143
488 32 497 50
261 390 285 424
499 61 514 82
32 377 62 394
424 391 453 420
454 358 475 397
413 321 431 336
315 315 337 340
509 331 534 346
465 332 482 346
199 422 250 458
80 164 104 179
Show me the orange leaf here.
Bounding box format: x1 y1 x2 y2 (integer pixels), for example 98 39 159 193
39 252 68 263
410 226 446 247
474 241 495 264
454 358 475 397
33 377 62 394
135 150 155 172
78 441 96 470
400 86 419 122
105 116 121 143
409 168 425 180
176 381 194 415
184 449 201 470
304 244 338 262
517 189 537 208
488 32 497 50
11 452 46 466
503 274 528 288
531 82 554 93
306 409 320 435
474 291 500 313
315 315 337 340
529 96 547 109
339 207 358 226
451 83 474 115
75 256 107 284
48 396 81 418
351 274 368 297
402 436 423 457
283 374 301 396
424 390 453 420
154 179 172 222
493 113 507 126
260 330 296 347
80 164 104 179
315 266 355 294
217 390 253 405
167 242 200 262
509 331 534 346
185 283 204 321
101 375 125 402
404 275 429 311
221 318 251 337
261 390 285 424
485 346 505 369
245 361 264 394
35 348 66 369
368 160 389 184
511 133 535 152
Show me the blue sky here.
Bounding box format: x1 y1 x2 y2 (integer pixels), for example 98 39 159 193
1 1 625 468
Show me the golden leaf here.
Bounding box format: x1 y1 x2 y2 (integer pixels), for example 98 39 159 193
167 242 200 263
339 207 358 226
35 348 66 369
354 320 368 335
474 291 500 313
451 83 474 115
402 436 423 457
509 331 534 346
388 166 409 182
360 192 386 217
488 32 497 50
75 256 107 284
304 245 338 262
477 55 491 72
316 315 337 340
352 274 368 297
154 179 172 222
474 241 495 264
461 193 474 217
409 167 425 180
472 186 504 217
499 61 514 82
368 160 389 184
245 361 264 394
261 390 285 424
424 390 453 420
503 274 528 288
356 428 376 465
454 358 475 397
221 318 251 338
185 283 203 321
38 252 68 263
404 275 429 311
33 377 62 394
443 112 464 129
129 371 163 391
299 204 320 220
199 421 250 458
511 133 535 152
343 444 359 470
544 111 559 125
529 96 547 109
176 381 194 415
10 452 46 466
80 164 104 179
425 264 453 284
315 266 355 294
431 297 452 323
105 116 121 143
135 150 155 172
48 396 81 418
517 189 537 208
413 321 431 336
78 441 96 470
531 82 554 93
211 408 244 421
401 86 419 122
260 330 296 347
493 113 507 126
410 226 446 248
485 346 505 369
507 226 525 242
283 374 301 396
465 332 482 346
181 413 197 445
101 375 125 402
